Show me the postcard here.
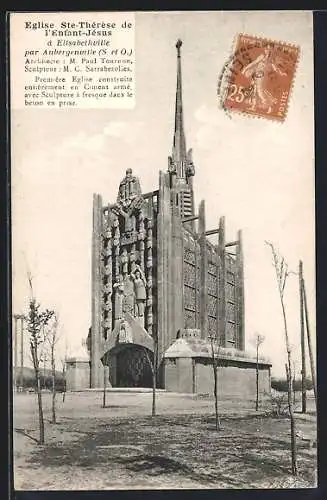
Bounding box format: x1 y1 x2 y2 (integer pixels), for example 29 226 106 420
10 10 316 490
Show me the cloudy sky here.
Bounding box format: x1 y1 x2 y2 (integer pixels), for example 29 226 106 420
12 11 315 376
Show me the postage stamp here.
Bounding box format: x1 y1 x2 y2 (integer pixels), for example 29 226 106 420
222 34 300 121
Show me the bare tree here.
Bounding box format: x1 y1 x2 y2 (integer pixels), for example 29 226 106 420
26 273 54 444
302 277 317 407
293 361 296 406
102 354 109 408
208 334 223 431
61 335 69 402
144 342 158 417
46 314 60 424
252 333 265 411
61 359 67 402
102 364 107 408
208 336 221 431
265 242 298 475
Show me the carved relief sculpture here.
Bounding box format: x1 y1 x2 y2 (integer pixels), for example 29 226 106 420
121 247 128 276
118 320 133 344
122 275 135 315
117 168 142 208
168 155 177 174
130 243 136 272
186 148 195 177
131 265 147 326
138 212 145 271
113 275 124 323
146 218 153 334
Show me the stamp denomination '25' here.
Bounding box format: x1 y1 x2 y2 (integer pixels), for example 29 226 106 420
223 34 300 122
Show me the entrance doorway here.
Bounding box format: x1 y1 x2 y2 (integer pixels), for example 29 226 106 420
116 345 153 388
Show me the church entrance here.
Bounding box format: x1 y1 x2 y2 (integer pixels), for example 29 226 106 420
116 345 153 388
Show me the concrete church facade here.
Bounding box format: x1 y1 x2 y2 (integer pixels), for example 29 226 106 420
66 41 271 395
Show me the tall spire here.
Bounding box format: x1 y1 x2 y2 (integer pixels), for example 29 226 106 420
172 39 187 172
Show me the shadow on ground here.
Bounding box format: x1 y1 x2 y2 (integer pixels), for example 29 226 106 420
15 428 39 444
20 413 316 488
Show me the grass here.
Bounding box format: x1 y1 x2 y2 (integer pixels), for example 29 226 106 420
13 391 317 490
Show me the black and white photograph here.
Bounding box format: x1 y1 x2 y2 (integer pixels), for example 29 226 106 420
10 10 316 490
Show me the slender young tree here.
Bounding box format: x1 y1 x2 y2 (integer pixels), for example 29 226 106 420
209 335 222 431
102 364 107 408
144 340 158 417
266 242 298 475
61 336 69 402
26 273 54 444
293 361 296 406
46 314 60 424
253 333 265 411
302 277 317 407
61 359 67 402
102 354 109 408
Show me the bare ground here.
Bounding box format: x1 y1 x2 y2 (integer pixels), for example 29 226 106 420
13 391 317 490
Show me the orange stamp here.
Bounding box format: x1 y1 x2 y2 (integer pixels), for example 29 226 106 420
223 34 300 121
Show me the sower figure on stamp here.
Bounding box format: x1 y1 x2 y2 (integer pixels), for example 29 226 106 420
241 45 287 113
131 264 147 326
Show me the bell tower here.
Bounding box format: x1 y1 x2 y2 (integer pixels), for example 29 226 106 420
168 39 195 219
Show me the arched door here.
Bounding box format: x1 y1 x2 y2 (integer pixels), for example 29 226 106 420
116 345 153 388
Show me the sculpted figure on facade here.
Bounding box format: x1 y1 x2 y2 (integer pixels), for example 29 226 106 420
102 301 112 313
121 247 128 275
117 168 142 209
103 224 112 240
122 275 135 315
138 212 146 240
102 281 112 294
124 213 136 234
168 155 177 174
118 320 133 344
131 265 147 322
103 263 112 277
113 272 141 323
114 170 144 244
102 245 112 258
186 148 195 177
113 275 124 321
113 217 120 246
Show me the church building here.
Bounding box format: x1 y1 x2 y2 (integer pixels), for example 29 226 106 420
66 40 271 395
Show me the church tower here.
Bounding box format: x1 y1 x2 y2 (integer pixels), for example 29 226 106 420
85 39 248 391
168 39 195 219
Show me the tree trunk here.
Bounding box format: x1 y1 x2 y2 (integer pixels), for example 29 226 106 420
286 362 298 475
280 295 297 475
210 340 220 431
302 278 317 407
36 368 45 444
267 243 298 476
62 365 66 402
299 261 307 413
256 345 259 411
102 365 107 408
280 293 297 476
293 369 296 406
213 362 220 431
51 346 56 424
152 370 156 417
152 347 157 417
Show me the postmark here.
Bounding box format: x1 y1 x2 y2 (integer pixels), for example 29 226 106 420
218 34 300 122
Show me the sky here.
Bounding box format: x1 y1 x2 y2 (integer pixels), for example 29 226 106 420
11 11 315 377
